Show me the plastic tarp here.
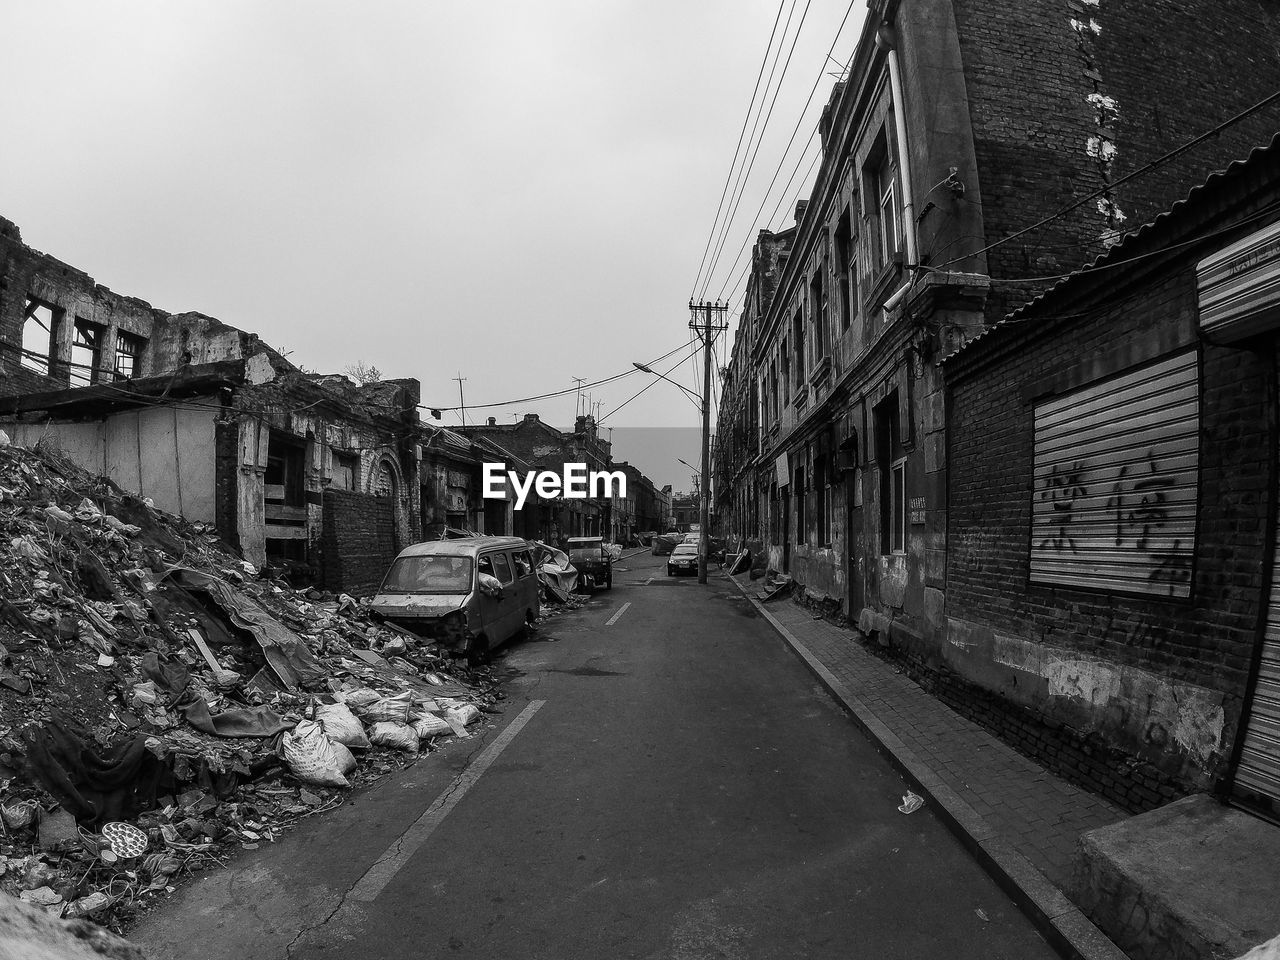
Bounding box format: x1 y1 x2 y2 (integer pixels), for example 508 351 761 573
162 568 328 690
140 652 294 738
531 541 578 601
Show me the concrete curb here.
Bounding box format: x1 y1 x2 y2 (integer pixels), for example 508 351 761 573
618 546 649 560
725 573 1128 960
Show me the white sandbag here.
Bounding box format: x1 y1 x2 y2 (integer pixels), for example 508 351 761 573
315 701 371 749
412 714 451 739
446 703 481 727
339 687 380 711
331 740 358 776
356 690 413 724
282 720 350 788
368 721 419 753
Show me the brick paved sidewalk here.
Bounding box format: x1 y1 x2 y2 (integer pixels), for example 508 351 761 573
730 575 1124 891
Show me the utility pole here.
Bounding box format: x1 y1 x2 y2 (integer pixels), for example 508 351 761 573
689 300 729 584
453 375 467 426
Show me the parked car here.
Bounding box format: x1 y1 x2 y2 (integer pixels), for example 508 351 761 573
370 537 539 663
566 536 613 589
651 533 682 556
667 542 699 576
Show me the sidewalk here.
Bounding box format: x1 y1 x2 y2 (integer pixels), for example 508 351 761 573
727 571 1129 960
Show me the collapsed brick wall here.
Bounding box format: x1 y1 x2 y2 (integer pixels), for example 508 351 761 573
949 0 1280 318
320 489 398 596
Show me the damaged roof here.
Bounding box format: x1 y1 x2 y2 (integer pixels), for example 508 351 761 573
940 130 1280 366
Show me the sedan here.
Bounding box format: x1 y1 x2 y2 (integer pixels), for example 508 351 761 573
667 543 700 576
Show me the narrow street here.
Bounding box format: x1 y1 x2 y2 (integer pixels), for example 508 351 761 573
132 552 1054 960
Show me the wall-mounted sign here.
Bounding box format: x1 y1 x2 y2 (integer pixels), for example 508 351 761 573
909 497 926 524
1197 218 1280 341
775 453 789 487
1030 351 1198 597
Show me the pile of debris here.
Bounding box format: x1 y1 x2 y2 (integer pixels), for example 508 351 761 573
0 439 496 933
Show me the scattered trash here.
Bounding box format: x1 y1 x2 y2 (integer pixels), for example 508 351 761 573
897 791 924 815
975 908 990 922
100 822 148 859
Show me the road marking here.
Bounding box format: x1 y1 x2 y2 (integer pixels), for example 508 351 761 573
349 699 546 902
605 602 631 626
645 577 653 585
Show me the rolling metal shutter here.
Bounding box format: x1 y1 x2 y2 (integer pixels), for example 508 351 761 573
1030 351 1199 597
1234 450 1280 808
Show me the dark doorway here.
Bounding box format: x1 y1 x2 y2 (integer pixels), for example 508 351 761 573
265 432 307 563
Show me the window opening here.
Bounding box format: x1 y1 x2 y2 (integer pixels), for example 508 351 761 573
70 320 105 387
114 331 145 380
21 298 58 377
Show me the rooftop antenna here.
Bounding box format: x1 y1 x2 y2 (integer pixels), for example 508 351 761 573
572 377 585 418
453 374 467 426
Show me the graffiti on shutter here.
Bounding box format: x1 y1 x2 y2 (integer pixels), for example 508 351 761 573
1030 351 1198 597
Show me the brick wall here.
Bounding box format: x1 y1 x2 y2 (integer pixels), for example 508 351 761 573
864 628 1184 813
949 267 1270 692
950 0 1280 317
320 489 398 596
945 260 1274 791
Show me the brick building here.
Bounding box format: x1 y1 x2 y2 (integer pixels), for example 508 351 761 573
715 0 1280 673
457 413 618 544
943 135 1280 816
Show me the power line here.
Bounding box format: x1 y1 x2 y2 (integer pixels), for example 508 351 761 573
720 130 823 309
703 0 859 300
699 0 816 301
689 0 791 300
597 343 702 425
421 338 698 413
926 194 1280 287
933 87 1280 272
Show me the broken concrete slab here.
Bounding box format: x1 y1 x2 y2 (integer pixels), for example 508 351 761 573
1071 794 1280 960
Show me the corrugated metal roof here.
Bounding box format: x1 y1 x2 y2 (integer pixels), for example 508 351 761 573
939 130 1280 365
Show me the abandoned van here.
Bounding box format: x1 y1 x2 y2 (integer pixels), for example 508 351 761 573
371 537 539 662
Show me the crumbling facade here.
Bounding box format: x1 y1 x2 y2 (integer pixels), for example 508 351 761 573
0 214 423 594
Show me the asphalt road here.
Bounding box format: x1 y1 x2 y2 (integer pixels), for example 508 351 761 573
132 551 1056 960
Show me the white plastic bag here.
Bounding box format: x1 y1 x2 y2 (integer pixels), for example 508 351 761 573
282 720 350 788
368 721 419 753
412 714 451 739
316 701 371 749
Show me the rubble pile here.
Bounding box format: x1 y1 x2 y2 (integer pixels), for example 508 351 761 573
0 440 496 933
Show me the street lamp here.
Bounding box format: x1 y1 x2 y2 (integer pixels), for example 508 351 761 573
631 363 701 404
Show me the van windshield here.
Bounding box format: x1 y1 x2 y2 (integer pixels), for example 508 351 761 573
381 555 474 594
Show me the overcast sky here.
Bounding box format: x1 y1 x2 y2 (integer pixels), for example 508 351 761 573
1 1 864 489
